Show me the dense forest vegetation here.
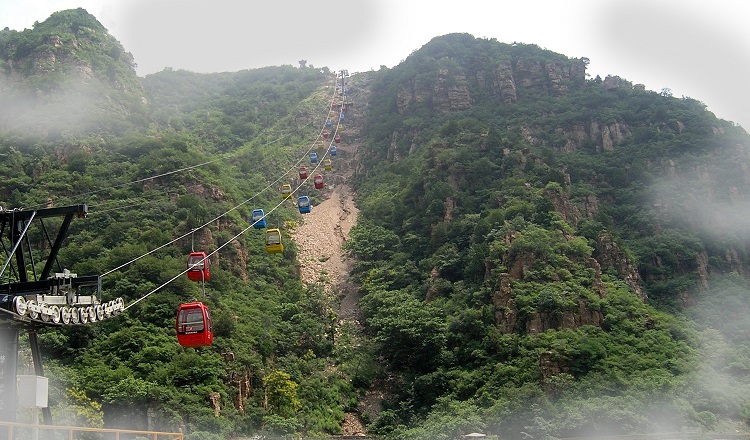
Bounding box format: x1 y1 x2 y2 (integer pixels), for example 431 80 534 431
3 10 750 440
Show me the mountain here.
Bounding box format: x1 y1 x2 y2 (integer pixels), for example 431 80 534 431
3 11 750 440
0 8 146 141
345 33 750 438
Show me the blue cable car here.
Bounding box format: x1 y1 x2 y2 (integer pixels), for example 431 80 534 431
251 209 267 228
326 119 332 128
297 196 311 214
339 113 345 122
330 145 337 156
310 152 318 163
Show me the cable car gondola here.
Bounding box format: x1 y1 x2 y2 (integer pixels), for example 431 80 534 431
310 152 318 163
326 119 332 128
334 134 341 144
324 158 332 171
314 174 325 189
299 167 309 180
186 251 210 282
281 184 293 199
176 302 213 348
265 228 284 254
251 209 267 228
339 113 345 122
330 145 337 156
298 196 311 214
322 129 330 139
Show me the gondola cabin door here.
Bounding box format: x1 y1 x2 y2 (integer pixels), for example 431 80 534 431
187 251 210 282
176 302 213 348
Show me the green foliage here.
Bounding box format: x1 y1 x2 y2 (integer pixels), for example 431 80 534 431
350 32 750 439
264 370 302 418
51 387 104 428
0 19 350 437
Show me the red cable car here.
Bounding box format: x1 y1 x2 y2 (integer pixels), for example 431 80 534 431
186 251 210 282
334 133 341 143
314 174 325 189
322 129 330 139
176 302 213 348
299 166 309 179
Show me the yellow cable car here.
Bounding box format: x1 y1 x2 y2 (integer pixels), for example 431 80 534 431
265 228 284 254
281 184 292 199
323 158 332 171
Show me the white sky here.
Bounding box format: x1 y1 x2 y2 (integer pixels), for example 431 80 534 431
1 0 749 128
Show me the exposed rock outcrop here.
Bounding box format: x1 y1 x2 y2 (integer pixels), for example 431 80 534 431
396 55 585 115
595 232 646 301
492 229 608 334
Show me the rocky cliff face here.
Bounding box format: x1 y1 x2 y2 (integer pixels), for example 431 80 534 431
492 228 607 334
396 56 586 115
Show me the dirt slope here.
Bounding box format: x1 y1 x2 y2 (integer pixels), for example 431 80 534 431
289 78 377 435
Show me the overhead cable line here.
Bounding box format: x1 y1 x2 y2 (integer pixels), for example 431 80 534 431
101 77 341 279
120 75 346 308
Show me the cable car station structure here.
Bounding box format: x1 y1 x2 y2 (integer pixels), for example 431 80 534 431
0 204 124 423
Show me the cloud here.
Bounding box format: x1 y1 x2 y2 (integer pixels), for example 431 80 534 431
113 0 384 74
597 0 750 127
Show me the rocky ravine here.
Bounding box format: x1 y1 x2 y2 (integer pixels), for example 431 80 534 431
289 84 374 435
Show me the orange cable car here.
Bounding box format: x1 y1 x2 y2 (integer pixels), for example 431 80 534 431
176 302 213 348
